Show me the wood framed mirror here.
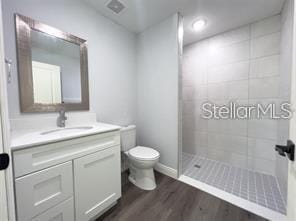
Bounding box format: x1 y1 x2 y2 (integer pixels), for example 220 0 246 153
15 14 89 112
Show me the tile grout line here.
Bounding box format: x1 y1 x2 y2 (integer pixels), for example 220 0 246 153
182 153 286 215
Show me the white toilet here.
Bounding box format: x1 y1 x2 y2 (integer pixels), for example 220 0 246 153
121 125 160 190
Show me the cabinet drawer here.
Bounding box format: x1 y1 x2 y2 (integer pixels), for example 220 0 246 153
13 131 120 177
32 198 74 221
15 162 73 221
74 145 121 221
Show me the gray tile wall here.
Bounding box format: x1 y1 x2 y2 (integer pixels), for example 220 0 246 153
182 15 283 176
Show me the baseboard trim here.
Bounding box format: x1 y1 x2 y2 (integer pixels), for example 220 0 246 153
155 163 178 179
179 175 286 221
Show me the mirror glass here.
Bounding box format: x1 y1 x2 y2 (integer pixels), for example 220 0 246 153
31 30 82 104
15 14 89 112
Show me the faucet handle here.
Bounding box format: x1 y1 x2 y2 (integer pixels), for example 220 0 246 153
57 105 67 127
58 104 66 113
59 109 65 115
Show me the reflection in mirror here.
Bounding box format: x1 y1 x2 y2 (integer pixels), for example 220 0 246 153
31 30 82 104
32 61 61 104
15 14 89 112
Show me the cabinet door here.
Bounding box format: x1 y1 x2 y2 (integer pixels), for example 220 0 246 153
32 198 74 221
74 146 121 221
15 162 73 221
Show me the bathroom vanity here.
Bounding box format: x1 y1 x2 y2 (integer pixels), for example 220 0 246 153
10 123 121 221
9 13 122 221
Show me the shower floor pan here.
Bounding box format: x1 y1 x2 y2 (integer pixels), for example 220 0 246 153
180 153 286 221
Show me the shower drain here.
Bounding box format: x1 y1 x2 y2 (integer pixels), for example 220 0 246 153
194 164 201 169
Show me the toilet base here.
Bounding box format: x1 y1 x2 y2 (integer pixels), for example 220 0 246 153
129 165 156 191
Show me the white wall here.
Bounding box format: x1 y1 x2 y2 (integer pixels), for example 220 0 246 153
276 0 293 203
182 15 282 175
136 14 180 170
3 0 182 172
2 0 137 126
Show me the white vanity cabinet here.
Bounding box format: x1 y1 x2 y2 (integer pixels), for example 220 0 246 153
31 198 74 221
74 146 121 221
15 162 74 221
12 130 121 221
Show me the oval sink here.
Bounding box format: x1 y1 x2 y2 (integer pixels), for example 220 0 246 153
40 126 94 135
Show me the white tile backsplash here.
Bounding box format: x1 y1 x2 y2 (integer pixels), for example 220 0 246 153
182 15 282 175
10 112 97 131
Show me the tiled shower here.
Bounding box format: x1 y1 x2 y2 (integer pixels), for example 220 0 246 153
182 153 286 214
181 11 291 216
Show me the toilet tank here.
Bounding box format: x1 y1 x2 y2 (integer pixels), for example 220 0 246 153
120 125 136 151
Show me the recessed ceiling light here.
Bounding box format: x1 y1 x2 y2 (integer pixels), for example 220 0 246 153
192 19 207 32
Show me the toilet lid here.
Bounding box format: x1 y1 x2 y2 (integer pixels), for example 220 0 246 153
129 146 160 161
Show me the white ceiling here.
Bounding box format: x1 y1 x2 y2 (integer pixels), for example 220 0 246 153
82 0 286 45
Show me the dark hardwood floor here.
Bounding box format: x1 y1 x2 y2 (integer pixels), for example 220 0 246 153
97 172 268 221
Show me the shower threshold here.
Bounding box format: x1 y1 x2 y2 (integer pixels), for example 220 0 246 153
180 153 286 221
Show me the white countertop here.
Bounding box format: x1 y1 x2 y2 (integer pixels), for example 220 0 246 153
10 122 121 150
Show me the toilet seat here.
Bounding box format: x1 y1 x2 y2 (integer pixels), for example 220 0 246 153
129 146 160 161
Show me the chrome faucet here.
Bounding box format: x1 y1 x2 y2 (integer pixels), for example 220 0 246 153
57 106 67 127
